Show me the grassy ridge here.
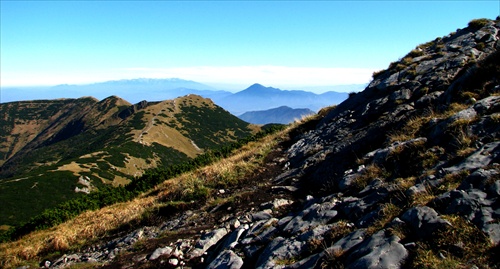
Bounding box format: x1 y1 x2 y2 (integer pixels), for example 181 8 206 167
0 95 258 229
0 124 285 243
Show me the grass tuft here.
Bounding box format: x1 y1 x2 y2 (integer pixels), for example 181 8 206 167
352 165 389 190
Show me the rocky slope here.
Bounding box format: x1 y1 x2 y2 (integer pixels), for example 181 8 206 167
0 94 256 227
6 18 500 269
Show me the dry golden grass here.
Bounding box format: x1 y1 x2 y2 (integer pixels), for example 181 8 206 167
395 177 418 192
388 102 470 144
0 125 292 269
157 131 280 202
410 189 437 207
352 165 389 190
0 196 156 268
366 203 403 235
411 247 462 269
388 114 432 143
412 214 494 268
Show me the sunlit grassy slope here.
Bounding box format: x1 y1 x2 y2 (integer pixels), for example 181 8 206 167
0 117 296 268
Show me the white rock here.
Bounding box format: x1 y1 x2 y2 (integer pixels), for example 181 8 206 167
169 258 179 266
149 246 173 260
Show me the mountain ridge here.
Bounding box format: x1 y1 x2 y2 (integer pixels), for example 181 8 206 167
1 80 352 123
0 94 257 227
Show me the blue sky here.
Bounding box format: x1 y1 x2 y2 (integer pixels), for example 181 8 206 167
1 1 498 89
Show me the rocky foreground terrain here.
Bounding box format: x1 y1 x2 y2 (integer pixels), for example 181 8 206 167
11 18 500 269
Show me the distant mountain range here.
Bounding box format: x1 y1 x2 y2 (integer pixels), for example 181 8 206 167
0 94 256 226
239 106 315 124
2 79 358 124
215 83 349 116
0 78 232 104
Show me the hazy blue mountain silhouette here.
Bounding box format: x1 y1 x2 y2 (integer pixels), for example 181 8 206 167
215 83 348 115
1 78 232 104
238 106 315 124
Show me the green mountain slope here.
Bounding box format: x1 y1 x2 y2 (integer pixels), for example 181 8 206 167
0 94 257 227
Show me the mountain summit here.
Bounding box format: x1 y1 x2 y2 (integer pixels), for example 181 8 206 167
237 83 282 95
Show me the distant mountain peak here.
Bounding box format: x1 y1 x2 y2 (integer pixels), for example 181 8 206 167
248 83 265 88
241 83 281 94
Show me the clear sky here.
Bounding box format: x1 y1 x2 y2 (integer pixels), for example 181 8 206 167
1 1 498 89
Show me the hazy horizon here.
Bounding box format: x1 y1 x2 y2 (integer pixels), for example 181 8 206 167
1 1 498 90
0 77 368 104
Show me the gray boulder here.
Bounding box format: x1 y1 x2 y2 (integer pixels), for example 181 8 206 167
400 206 451 239
458 168 499 192
346 230 408 269
188 228 228 258
255 237 307 269
326 228 367 254
443 142 500 173
148 246 173 261
282 201 338 235
207 250 244 269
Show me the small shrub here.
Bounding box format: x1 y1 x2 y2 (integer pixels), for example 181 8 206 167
171 176 211 202
459 91 480 101
401 57 413 65
322 248 345 269
275 257 298 266
418 40 435 50
372 69 386 78
352 165 389 190
468 18 490 29
476 42 486 51
435 43 445 52
446 117 478 153
420 147 442 169
395 63 407 71
408 49 424 58
317 105 337 117
406 68 417 77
